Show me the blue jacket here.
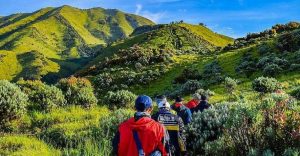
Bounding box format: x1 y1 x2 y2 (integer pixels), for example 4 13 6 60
171 103 192 125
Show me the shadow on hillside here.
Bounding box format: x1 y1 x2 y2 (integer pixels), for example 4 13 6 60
41 57 91 84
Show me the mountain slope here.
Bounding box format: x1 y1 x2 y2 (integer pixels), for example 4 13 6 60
76 23 234 95
0 5 154 81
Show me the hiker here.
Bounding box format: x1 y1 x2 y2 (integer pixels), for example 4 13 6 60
112 95 169 156
171 96 192 125
185 93 201 113
152 95 186 156
194 95 211 113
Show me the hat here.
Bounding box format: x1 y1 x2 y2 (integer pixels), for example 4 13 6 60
175 96 184 102
158 101 171 108
155 95 167 105
192 93 201 100
135 95 153 111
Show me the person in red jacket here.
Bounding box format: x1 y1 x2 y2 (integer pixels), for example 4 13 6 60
113 95 170 156
185 93 201 113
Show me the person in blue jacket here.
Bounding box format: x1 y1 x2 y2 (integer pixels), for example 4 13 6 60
171 96 192 125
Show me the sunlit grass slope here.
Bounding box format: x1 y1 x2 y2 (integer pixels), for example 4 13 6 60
0 5 154 81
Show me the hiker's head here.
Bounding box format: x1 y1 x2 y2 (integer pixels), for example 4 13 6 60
135 95 153 113
201 95 208 101
175 96 184 103
156 95 170 110
192 93 201 101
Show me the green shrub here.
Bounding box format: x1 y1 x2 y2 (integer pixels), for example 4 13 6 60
57 76 97 108
17 80 65 111
263 64 283 77
174 68 201 84
291 87 300 100
195 89 215 98
0 135 60 156
224 77 238 95
0 80 28 129
186 104 229 155
104 90 136 109
252 77 281 94
93 73 114 93
223 94 300 155
181 80 203 94
202 61 224 85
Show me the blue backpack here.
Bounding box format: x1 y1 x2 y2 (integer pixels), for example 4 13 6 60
132 130 162 156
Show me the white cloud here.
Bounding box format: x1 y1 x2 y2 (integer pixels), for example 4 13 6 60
140 11 165 23
134 4 165 23
135 4 142 15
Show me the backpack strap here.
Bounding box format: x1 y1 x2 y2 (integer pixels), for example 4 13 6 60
132 130 145 156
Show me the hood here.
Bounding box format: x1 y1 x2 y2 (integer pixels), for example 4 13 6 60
126 117 156 131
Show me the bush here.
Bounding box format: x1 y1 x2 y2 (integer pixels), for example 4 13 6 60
57 76 97 108
0 80 28 129
252 77 281 94
235 53 257 77
224 77 238 95
0 135 60 156
93 73 114 93
17 80 65 111
186 104 229 155
174 68 201 84
195 89 215 98
103 90 136 109
262 64 283 77
202 61 224 85
291 87 300 100
181 80 203 94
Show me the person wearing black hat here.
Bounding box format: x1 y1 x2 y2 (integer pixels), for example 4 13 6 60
112 95 170 156
171 96 192 125
194 95 211 113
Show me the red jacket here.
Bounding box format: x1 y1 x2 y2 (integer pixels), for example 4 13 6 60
185 99 199 109
117 117 168 156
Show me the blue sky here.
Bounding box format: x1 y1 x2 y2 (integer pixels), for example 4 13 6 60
1 0 299 38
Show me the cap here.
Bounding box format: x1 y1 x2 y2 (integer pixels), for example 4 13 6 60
135 95 153 111
158 101 171 108
175 96 184 102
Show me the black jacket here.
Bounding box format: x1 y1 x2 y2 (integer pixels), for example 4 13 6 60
194 100 211 113
152 108 186 156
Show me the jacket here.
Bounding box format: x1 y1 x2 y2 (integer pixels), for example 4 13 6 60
194 100 211 113
152 109 186 156
171 103 192 125
113 116 169 156
185 99 199 113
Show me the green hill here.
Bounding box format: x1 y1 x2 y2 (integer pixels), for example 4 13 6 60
0 5 154 82
76 23 234 95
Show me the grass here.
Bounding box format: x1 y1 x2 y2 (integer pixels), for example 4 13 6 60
0 5 153 81
0 135 60 156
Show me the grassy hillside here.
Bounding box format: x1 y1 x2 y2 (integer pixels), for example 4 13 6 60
77 24 232 96
0 5 154 82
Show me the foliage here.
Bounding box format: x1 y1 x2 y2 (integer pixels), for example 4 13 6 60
0 80 28 129
174 68 201 84
57 76 97 108
235 53 257 77
252 77 281 94
17 80 65 111
291 87 300 100
277 29 300 52
181 80 203 94
223 93 300 155
103 90 137 109
186 104 229 155
195 89 215 98
224 77 238 94
0 135 60 156
202 61 224 85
